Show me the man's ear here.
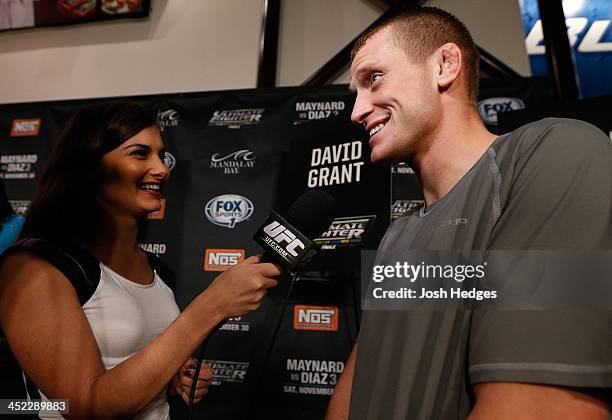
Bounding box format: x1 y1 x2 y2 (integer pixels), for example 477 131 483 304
435 43 462 89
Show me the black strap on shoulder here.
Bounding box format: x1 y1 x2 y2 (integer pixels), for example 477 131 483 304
145 252 176 292
8 237 101 306
1 240 175 405
1 237 100 409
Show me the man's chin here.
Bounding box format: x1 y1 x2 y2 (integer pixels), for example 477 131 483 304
369 149 401 166
369 148 384 164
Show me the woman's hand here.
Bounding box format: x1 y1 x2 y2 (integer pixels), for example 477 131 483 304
171 357 213 405
201 255 282 320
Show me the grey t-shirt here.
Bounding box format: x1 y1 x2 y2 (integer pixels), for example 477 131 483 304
349 118 612 419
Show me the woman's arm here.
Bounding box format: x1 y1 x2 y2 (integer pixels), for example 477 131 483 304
0 251 279 419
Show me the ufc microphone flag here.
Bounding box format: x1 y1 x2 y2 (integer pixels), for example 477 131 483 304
254 211 316 270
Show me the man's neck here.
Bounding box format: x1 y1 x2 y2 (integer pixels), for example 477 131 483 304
410 103 497 206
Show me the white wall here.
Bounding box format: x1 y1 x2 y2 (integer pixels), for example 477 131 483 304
277 0 386 86
0 0 531 104
427 0 531 76
281 0 531 85
0 0 263 104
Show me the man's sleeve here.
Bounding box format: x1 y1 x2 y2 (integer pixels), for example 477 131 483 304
469 119 612 394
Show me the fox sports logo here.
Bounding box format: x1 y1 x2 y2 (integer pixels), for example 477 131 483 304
205 194 254 228
477 97 525 125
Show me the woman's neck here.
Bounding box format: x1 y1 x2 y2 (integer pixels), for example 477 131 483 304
85 213 142 267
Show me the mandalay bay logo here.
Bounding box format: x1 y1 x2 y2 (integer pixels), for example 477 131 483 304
210 149 256 175
156 109 180 131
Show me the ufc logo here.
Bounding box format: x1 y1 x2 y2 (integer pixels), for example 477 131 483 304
263 221 305 257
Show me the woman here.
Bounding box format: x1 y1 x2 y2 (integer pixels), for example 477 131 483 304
0 179 25 254
0 102 281 419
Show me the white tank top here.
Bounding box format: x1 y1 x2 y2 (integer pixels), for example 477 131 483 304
39 262 181 419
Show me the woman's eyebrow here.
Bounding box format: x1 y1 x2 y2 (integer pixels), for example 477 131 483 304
124 143 151 150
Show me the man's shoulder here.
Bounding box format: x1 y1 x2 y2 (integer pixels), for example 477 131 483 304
495 117 610 170
505 117 608 152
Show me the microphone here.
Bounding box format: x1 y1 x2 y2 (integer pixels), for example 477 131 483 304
253 190 336 271
244 191 335 417
189 191 336 419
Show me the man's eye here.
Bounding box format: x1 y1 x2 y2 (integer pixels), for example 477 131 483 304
369 73 382 85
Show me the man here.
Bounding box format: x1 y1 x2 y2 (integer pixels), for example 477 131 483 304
326 7 612 420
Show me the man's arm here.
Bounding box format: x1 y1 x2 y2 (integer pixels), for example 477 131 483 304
326 344 357 420
469 383 609 420
469 119 612 419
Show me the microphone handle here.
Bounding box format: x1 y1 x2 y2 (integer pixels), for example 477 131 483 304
188 319 227 419
188 249 293 419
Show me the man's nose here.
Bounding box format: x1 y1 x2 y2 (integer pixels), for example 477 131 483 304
351 91 373 127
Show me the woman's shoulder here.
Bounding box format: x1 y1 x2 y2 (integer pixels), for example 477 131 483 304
0 238 101 305
0 243 63 276
0 247 77 308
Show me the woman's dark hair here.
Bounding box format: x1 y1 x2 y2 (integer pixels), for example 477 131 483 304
0 179 15 222
20 101 157 241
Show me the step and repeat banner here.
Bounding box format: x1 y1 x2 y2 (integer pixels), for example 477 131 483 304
0 79 556 419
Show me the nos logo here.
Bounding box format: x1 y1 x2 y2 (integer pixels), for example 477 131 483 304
10 119 41 137
263 221 305 257
294 305 338 331
205 194 254 228
477 97 525 125
204 249 245 271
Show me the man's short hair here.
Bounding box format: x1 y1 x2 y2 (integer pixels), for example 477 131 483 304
352 7 480 102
